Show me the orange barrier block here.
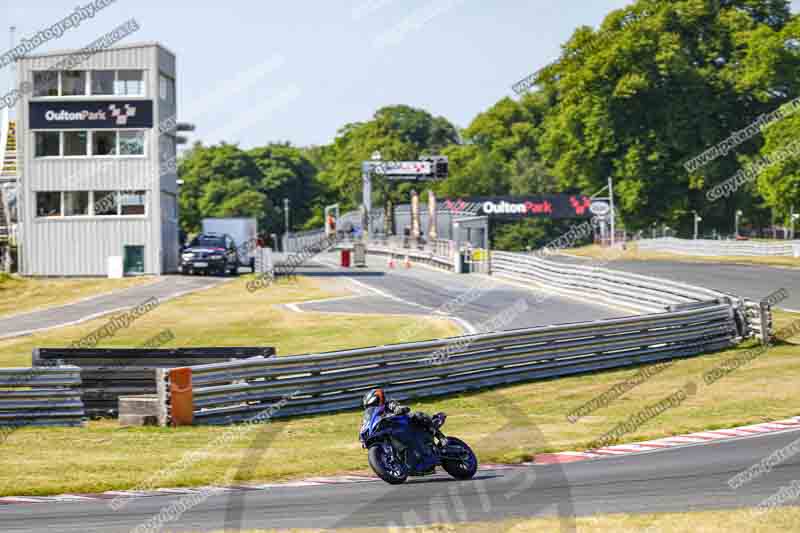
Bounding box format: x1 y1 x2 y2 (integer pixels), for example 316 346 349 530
169 367 194 426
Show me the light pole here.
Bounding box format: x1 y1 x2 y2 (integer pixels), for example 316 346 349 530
651 222 657 239
791 209 799 240
693 211 702 240
283 198 290 236
735 209 743 238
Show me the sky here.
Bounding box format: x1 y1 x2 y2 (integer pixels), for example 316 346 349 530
2 1 799 149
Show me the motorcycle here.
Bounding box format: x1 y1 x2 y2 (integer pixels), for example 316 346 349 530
359 404 478 485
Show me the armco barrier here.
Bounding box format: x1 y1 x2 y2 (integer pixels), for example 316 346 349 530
0 366 85 428
491 251 728 314
638 237 799 257
159 304 737 425
33 347 275 417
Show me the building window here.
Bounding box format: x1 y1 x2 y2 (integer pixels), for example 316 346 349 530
92 131 117 156
119 131 145 156
120 191 146 215
61 71 86 96
35 132 61 157
116 70 144 96
63 131 88 157
94 191 118 216
34 130 146 158
63 191 89 216
159 74 175 104
36 192 62 217
91 70 116 95
33 72 59 97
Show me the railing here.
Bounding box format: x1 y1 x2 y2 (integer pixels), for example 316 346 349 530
33 347 274 417
159 304 738 425
0 366 86 428
491 251 728 314
638 237 799 257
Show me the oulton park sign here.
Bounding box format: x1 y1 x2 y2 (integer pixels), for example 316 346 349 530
442 195 594 219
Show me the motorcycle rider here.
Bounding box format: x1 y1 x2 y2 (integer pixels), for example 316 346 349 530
362 388 438 472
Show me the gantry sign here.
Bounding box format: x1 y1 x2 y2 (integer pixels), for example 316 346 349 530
361 155 448 234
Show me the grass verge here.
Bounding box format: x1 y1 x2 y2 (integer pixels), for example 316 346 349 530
565 243 800 269
0 275 459 367
190 506 800 532
0 274 156 319
0 306 797 497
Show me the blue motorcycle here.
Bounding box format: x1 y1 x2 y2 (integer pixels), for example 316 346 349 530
359 392 478 485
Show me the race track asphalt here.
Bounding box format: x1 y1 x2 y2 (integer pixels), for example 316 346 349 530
3 427 798 532
291 252 627 333
0 276 229 340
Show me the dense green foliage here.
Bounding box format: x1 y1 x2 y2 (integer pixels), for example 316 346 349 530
178 142 318 236
179 0 800 245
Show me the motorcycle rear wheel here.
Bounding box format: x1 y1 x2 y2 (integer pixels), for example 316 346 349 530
368 444 408 485
440 437 478 480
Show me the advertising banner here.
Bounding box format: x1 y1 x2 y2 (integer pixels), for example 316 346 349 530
441 195 594 219
30 100 154 129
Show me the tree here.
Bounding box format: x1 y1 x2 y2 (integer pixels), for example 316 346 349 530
535 0 799 234
315 105 460 212
178 142 318 236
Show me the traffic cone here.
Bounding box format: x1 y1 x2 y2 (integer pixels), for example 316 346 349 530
404 256 411 268
388 256 396 269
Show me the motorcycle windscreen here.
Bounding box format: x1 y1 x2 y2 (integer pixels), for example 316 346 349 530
361 406 381 435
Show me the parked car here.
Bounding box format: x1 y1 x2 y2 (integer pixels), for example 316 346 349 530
202 218 258 271
180 233 239 276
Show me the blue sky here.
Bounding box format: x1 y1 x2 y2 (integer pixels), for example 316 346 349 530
2 1 798 149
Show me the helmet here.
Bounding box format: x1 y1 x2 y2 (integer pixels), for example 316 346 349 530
362 388 385 409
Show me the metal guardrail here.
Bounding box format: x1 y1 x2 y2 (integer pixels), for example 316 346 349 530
161 304 738 425
0 366 85 428
491 251 728 314
33 347 274 417
638 237 799 257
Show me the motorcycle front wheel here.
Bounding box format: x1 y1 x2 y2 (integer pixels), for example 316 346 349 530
440 437 478 480
368 443 408 485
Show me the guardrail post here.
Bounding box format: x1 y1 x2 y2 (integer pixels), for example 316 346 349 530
169 367 194 426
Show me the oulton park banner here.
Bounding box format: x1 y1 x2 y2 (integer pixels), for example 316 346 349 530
441 195 596 219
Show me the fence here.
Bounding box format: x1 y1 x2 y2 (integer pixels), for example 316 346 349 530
0 366 85 428
638 237 799 257
159 303 738 425
33 347 275 417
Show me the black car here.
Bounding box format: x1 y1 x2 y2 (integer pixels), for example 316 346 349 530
180 233 239 276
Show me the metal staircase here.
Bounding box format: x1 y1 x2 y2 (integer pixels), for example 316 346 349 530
0 119 17 182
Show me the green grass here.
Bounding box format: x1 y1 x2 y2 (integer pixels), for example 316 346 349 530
1 308 798 497
0 274 156 319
